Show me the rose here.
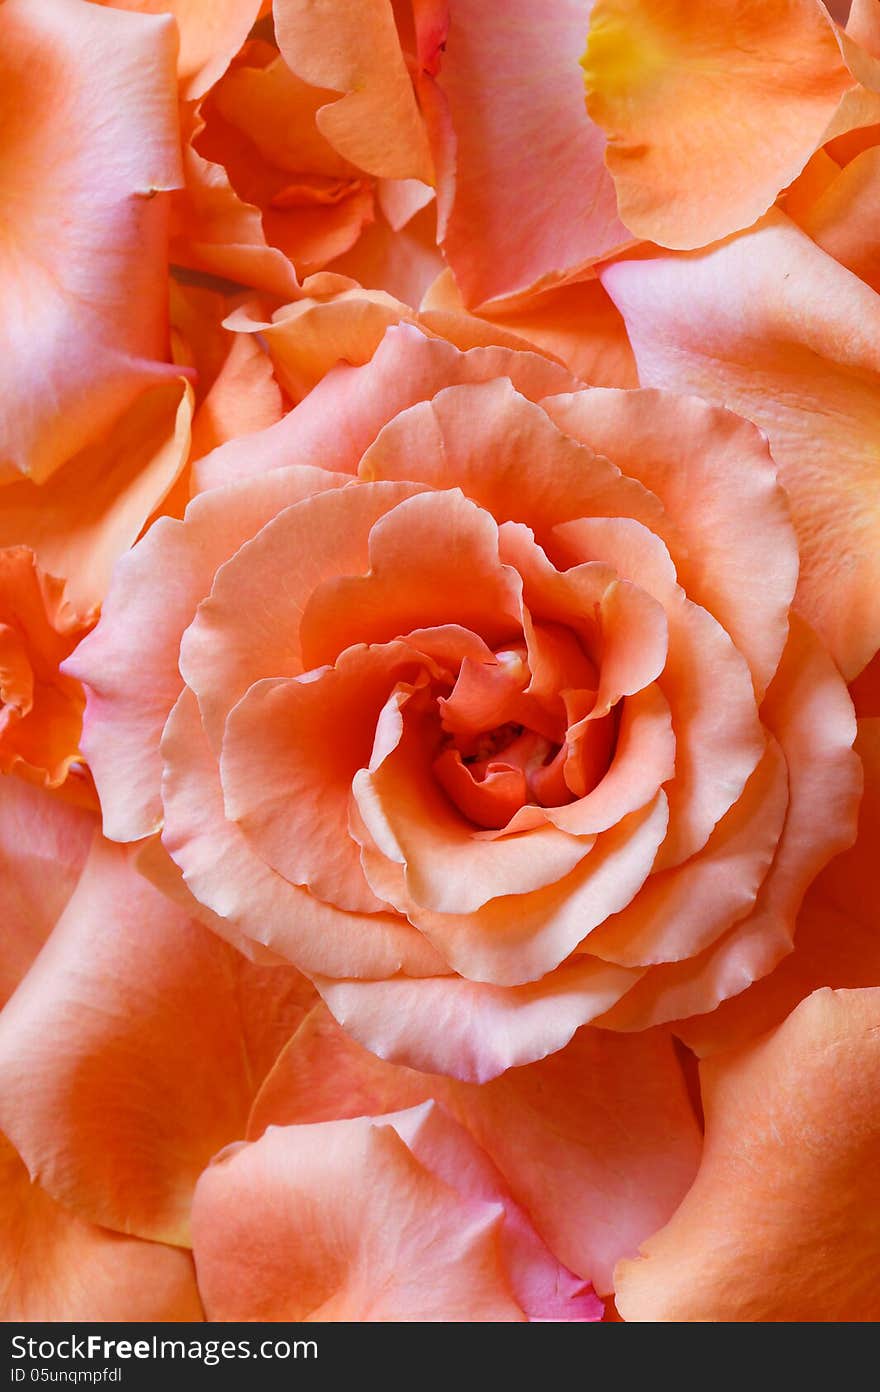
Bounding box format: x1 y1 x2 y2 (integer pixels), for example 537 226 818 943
66 325 861 1083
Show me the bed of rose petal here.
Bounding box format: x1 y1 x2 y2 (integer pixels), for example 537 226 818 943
1 0 879 1324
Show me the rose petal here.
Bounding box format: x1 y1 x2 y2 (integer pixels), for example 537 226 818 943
314 954 642 1081
161 686 447 979
192 1106 524 1321
0 0 182 483
65 464 347 841
249 1003 702 1297
0 1135 202 1321
584 0 852 248
601 211 880 678
615 988 880 1321
274 0 433 182
0 777 95 1009
587 738 789 967
0 837 315 1245
543 388 799 699
677 718 880 1057
554 515 764 867
0 380 192 617
433 0 629 304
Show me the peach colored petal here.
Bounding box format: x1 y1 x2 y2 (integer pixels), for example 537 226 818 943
359 376 669 546
601 211 880 679
209 50 355 178
0 1135 203 1322
179 480 424 752
248 1003 438 1136
0 837 314 1245
554 516 764 868
587 738 788 968
170 118 301 300
0 380 192 617
798 145 880 292
0 778 95 1009
677 718 880 1057
161 686 447 979
849 0 880 52
599 616 861 1031
192 1107 525 1321
779 147 843 223
198 323 577 489
274 0 433 182
195 96 377 279
0 550 92 787
543 388 799 700
65 464 347 841
584 0 852 249
92 0 262 98
329 198 444 309
225 289 416 403
362 793 669 987
420 270 639 389
615 988 880 1321
386 1102 601 1321
133 829 285 966
249 1003 702 1298
433 0 630 304
191 329 283 459
220 643 436 914
538 683 676 838
433 749 529 830
314 954 642 1082
299 489 524 667
446 1028 702 1298
0 0 182 484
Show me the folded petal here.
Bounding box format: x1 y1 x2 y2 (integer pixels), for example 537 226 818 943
420 270 639 389
599 616 861 1030
161 686 446 978
615 988 880 1321
94 0 262 98
544 388 799 699
274 0 433 182
249 1003 702 1298
677 717 880 1057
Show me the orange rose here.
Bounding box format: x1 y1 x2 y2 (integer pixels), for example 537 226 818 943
65 327 861 1082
